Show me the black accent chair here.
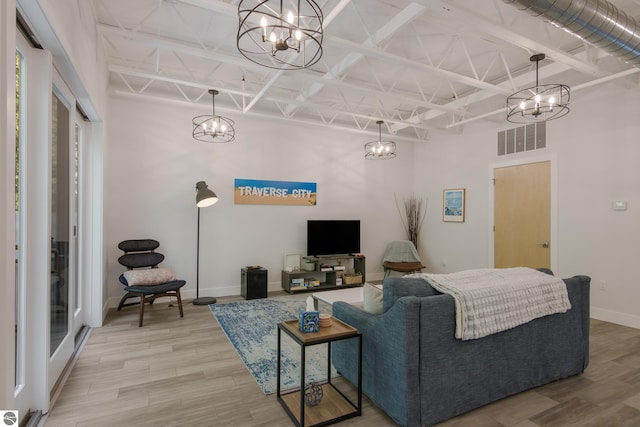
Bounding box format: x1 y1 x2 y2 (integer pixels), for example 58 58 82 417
117 239 186 327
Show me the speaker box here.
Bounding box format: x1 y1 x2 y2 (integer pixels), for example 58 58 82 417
241 267 267 300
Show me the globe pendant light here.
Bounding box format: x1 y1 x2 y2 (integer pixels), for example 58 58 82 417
365 120 397 160
506 54 570 123
192 90 235 143
237 0 323 70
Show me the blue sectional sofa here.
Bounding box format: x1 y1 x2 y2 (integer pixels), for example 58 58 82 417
332 273 591 426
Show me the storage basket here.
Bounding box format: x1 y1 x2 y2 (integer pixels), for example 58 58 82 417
342 273 362 285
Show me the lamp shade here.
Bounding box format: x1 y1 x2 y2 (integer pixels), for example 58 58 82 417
195 181 219 208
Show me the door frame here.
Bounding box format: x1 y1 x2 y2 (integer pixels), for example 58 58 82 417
488 153 558 272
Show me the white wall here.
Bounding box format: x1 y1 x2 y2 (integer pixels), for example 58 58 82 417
18 0 109 328
105 84 640 328
30 0 108 119
104 95 415 305
414 83 640 328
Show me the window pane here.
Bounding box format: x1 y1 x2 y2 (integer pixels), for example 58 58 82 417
51 93 70 356
15 50 24 388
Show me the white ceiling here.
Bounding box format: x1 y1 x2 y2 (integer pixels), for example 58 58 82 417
90 0 640 141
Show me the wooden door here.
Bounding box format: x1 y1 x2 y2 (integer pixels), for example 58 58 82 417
494 161 550 268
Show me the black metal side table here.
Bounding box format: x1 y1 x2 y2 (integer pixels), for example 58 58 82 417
277 318 362 427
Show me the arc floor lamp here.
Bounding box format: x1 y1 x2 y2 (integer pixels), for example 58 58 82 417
194 181 219 305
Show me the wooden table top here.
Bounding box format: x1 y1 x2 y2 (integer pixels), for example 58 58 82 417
279 317 360 345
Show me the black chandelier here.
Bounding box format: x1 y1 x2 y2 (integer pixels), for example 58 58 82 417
237 0 323 70
365 121 397 160
506 53 570 123
192 90 235 143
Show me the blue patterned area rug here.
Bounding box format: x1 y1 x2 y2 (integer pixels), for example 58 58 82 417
210 297 336 395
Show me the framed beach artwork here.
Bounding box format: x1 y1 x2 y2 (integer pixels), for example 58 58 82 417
443 188 465 222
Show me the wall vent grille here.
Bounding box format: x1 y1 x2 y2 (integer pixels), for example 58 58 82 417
497 122 546 156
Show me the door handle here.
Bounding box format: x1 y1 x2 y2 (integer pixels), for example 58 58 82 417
537 241 549 248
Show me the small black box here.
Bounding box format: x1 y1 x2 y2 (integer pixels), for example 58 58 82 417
241 266 268 300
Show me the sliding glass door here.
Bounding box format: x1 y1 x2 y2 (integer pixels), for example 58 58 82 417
49 73 83 387
12 10 93 419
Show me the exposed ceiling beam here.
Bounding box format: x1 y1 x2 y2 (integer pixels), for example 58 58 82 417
174 0 602 77
173 0 235 17
98 10 515 99
113 89 431 142
326 35 514 96
98 24 465 115
414 0 601 75
284 2 427 116
108 64 438 132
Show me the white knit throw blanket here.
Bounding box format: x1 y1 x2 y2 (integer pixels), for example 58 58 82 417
409 268 571 340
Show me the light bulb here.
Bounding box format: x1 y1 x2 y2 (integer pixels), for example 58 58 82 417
295 29 302 40
261 16 268 38
287 11 294 24
221 124 227 132
212 121 218 129
385 146 390 152
269 31 276 43
549 96 556 105
535 94 541 102
202 122 207 131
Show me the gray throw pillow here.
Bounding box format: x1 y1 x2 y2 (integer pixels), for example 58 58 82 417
363 283 383 314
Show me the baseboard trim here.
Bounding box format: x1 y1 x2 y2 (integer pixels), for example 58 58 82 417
591 306 640 330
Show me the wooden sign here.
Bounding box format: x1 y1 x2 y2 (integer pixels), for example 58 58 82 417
234 179 317 206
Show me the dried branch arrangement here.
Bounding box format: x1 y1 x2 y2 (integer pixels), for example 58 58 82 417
394 193 427 248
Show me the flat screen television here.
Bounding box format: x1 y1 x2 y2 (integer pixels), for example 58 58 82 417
307 220 360 256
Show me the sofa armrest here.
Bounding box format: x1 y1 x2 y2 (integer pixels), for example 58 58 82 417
332 297 421 427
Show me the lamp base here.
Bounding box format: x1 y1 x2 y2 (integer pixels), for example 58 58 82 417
193 296 217 305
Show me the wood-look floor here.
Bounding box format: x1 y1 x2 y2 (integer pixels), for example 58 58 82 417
43 293 640 427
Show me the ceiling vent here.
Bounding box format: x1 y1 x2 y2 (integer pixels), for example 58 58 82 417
497 122 546 156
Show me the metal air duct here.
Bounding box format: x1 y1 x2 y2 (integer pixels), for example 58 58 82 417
503 0 640 67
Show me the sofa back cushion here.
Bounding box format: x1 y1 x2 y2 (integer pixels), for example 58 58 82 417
382 276 440 312
417 275 590 425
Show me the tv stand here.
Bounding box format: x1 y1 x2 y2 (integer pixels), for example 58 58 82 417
281 254 365 293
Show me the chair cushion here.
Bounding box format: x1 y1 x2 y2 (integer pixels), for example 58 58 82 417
118 252 165 269
122 267 176 286
383 261 425 273
124 280 186 294
118 239 160 252
382 240 422 263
